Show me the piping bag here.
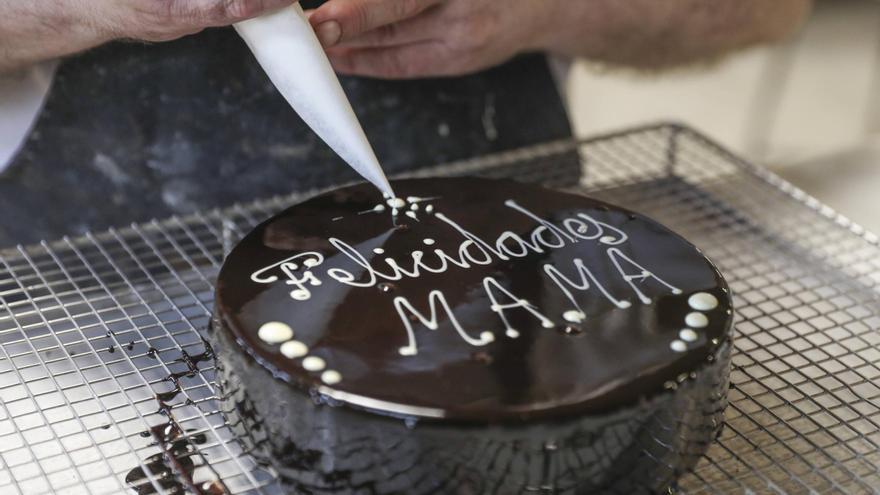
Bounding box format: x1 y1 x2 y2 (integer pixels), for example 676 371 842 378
235 4 395 197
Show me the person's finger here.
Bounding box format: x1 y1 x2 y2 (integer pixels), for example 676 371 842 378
326 41 457 79
172 0 296 28
333 5 441 49
310 0 442 48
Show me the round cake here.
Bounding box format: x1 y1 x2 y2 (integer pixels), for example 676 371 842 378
212 177 733 494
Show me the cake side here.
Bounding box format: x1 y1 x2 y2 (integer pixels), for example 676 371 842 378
214 313 731 494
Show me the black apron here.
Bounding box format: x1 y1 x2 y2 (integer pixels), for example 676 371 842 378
0 27 572 247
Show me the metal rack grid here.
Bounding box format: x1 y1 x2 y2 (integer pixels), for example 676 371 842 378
1 123 879 494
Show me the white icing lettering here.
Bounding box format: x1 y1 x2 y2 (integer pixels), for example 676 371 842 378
504 199 576 243
393 290 493 356
562 217 597 240
434 212 510 261
530 225 566 249
495 230 544 258
250 198 693 358
544 259 632 311
251 252 323 283
607 248 681 304
483 276 555 336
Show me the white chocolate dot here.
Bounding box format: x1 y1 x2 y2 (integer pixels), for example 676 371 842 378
387 198 406 209
688 292 719 311
290 289 310 300
670 340 687 352
280 340 308 359
685 312 709 328
302 356 326 371
599 236 616 244
541 321 555 329
506 329 520 338
410 203 419 211
562 310 586 324
373 248 385 254
373 204 386 212
321 370 342 385
258 322 293 344
425 205 434 213
479 331 495 343
405 211 418 219
679 329 698 342
304 259 319 268
423 238 435 246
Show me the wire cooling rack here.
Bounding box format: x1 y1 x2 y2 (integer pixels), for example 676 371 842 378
1 123 879 495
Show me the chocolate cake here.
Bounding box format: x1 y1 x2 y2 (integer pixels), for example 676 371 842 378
212 177 733 494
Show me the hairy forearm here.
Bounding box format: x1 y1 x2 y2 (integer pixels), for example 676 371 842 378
0 0 294 74
0 1 112 73
540 0 812 69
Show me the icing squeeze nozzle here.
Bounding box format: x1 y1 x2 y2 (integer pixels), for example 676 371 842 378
235 3 395 197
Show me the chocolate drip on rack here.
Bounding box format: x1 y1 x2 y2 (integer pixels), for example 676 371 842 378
125 422 218 495
126 341 227 495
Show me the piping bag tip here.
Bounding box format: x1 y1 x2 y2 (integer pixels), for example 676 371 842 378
235 4 395 199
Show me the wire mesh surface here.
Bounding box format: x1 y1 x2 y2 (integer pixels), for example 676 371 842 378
1 123 879 494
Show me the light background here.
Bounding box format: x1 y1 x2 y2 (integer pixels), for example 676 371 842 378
565 0 880 232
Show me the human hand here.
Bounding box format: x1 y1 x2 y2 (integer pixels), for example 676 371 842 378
0 0 295 71
307 0 552 79
113 0 296 42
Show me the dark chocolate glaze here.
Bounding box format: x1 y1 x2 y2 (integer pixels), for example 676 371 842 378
214 178 733 423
